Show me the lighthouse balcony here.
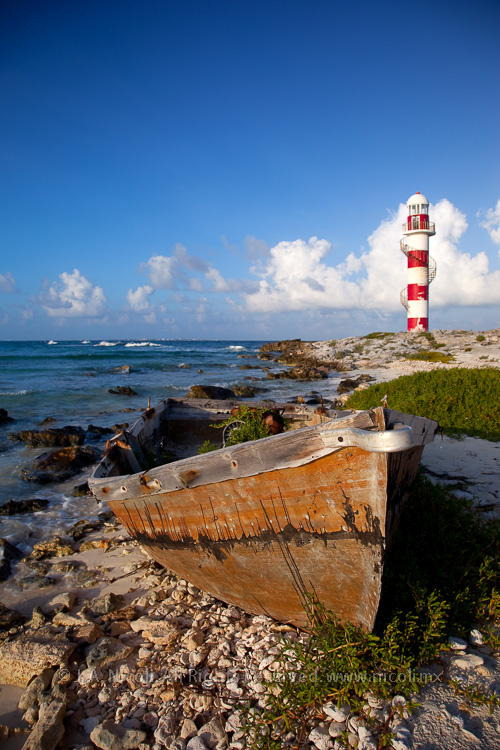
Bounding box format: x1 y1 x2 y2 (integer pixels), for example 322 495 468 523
403 217 436 234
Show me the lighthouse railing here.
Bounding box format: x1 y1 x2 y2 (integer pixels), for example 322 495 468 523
402 218 435 232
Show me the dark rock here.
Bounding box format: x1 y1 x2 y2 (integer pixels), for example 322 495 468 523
9 426 85 447
38 417 56 426
0 498 49 515
287 365 328 380
67 519 101 541
87 424 114 436
0 538 22 581
337 374 376 394
108 386 138 396
337 378 359 394
238 364 255 370
18 573 58 590
20 445 100 484
72 481 91 497
0 408 14 424
231 384 260 398
186 385 236 400
51 560 84 574
111 365 131 373
178 363 191 369
112 423 128 432
0 602 26 630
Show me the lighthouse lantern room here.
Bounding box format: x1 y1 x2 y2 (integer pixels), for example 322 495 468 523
400 191 436 332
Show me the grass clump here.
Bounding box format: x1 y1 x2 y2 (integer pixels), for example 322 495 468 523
345 368 500 440
476 334 486 342
363 331 394 340
245 476 499 748
405 351 454 363
212 405 276 447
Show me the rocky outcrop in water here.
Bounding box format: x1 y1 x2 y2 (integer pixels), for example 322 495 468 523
186 385 236 400
0 538 22 581
20 445 100 484
9 426 85 447
0 408 14 424
108 386 138 396
0 498 49 515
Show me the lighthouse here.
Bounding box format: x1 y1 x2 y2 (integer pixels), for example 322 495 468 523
400 192 436 332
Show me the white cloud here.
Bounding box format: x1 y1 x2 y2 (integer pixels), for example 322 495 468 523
243 199 500 313
480 199 500 245
127 284 154 311
205 267 230 292
43 269 106 318
0 272 16 293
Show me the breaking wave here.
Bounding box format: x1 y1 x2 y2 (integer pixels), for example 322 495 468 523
124 342 162 348
94 341 120 347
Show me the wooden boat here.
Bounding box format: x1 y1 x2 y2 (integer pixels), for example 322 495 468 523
88 398 437 630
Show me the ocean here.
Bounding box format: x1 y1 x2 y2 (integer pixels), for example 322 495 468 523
0 339 343 551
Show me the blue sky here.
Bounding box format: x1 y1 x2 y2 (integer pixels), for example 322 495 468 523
1 0 499 340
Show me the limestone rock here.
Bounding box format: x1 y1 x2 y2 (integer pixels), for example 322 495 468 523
90 592 124 615
85 637 132 667
90 721 147 749
29 536 74 560
21 697 66 750
46 592 76 614
18 668 54 711
0 627 75 686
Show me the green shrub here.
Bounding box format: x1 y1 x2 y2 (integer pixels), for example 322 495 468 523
197 440 218 454
212 405 273 446
476 334 486 342
344 368 500 440
363 331 394 340
405 351 454 363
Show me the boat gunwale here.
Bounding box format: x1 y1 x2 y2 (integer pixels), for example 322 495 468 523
88 401 438 504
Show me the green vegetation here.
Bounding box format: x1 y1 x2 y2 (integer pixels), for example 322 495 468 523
197 439 219 454
214 406 275 446
345 368 500 440
418 331 439 348
197 406 277 453
246 476 499 748
362 331 394 340
405 351 455 363
476 334 486 342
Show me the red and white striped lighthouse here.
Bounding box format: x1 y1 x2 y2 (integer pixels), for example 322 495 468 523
400 192 437 332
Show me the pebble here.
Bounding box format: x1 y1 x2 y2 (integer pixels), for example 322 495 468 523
453 653 484 669
448 636 468 650
186 738 209 750
309 724 333 750
323 702 350 722
469 629 484 646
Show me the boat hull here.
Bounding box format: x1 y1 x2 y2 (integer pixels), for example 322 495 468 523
89 402 436 630
110 445 422 629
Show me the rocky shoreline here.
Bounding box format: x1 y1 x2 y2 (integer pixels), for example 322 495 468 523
0 514 498 750
0 328 499 749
